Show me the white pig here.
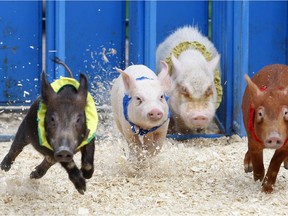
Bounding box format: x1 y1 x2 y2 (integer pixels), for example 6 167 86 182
111 63 171 160
156 26 222 134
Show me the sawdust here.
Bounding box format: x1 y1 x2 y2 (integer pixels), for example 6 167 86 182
1 112 288 215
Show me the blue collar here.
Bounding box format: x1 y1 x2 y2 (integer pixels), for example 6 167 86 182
122 76 171 136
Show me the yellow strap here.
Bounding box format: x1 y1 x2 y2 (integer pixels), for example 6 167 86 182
165 41 222 108
37 77 98 151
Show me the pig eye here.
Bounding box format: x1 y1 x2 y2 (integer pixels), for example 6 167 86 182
135 96 143 105
50 114 56 123
283 107 288 120
76 114 84 124
48 114 57 127
179 85 189 96
256 107 265 123
205 86 213 97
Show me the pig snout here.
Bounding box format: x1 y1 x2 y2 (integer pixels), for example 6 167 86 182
147 108 163 121
54 146 74 162
189 111 209 127
264 133 284 149
191 115 209 126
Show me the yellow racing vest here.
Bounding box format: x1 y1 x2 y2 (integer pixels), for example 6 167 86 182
165 41 223 109
37 77 98 151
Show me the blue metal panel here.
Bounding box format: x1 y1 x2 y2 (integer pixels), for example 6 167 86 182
232 1 250 136
129 1 157 69
55 0 66 78
156 1 209 45
45 0 56 81
129 1 208 68
45 1 126 107
248 1 288 73
0 1 42 105
144 1 157 70
129 1 145 65
212 1 234 135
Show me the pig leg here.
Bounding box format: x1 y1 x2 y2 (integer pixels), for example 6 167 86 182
250 150 265 181
30 156 56 179
252 152 265 181
80 139 95 179
126 134 146 161
143 129 167 157
244 150 253 172
246 138 265 181
61 160 86 194
1 122 29 171
262 149 288 193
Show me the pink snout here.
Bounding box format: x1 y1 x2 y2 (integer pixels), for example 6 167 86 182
190 114 209 127
147 108 163 121
264 135 283 149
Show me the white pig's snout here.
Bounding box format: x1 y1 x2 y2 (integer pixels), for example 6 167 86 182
190 113 209 127
147 108 163 121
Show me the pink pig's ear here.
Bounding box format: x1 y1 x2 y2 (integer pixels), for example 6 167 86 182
116 67 136 93
244 74 263 104
171 55 182 77
283 86 288 96
158 61 172 91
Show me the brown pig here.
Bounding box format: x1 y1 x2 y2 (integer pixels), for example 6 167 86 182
242 64 288 193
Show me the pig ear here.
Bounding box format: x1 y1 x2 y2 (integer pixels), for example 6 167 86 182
158 61 172 91
41 71 56 103
208 54 220 74
244 74 262 102
116 67 136 93
283 86 288 95
171 55 182 76
77 73 88 104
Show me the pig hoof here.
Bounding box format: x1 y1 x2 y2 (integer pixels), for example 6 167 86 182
253 173 264 182
244 159 253 173
78 189 85 195
262 184 273 194
1 160 12 171
30 169 46 179
81 168 94 179
284 160 288 170
74 177 86 194
1 164 11 172
76 183 86 195
244 166 253 173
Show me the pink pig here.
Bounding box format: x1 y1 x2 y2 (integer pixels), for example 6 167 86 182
111 63 171 160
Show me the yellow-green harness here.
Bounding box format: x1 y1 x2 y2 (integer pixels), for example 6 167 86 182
165 41 223 108
37 77 98 151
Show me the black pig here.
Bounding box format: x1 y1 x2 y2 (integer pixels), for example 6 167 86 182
1 69 97 194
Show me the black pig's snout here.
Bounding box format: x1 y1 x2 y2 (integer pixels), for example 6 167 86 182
54 146 74 162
